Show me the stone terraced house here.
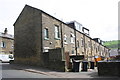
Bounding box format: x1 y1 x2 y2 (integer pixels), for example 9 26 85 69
13 5 109 71
0 28 14 62
0 28 14 54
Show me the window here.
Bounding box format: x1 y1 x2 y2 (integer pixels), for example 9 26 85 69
11 44 14 48
1 41 6 48
44 28 49 39
88 41 91 48
100 51 103 56
9 54 14 59
98 46 100 51
75 22 81 31
70 33 75 43
55 25 60 39
81 38 84 47
96 47 98 53
77 40 80 48
64 34 68 44
43 47 49 52
85 43 87 48
72 50 74 54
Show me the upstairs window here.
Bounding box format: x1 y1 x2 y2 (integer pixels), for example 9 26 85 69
75 22 81 31
1 41 6 48
97 46 99 51
55 25 60 39
64 34 68 44
72 50 74 54
88 41 91 48
85 43 87 48
44 28 49 40
96 47 98 53
81 38 84 47
77 40 80 48
70 33 75 43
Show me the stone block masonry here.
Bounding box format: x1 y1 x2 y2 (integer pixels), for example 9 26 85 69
97 61 120 77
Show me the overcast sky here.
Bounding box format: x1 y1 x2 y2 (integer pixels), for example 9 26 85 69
0 0 119 41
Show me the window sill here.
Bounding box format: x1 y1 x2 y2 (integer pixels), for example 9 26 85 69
64 42 68 45
44 38 49 40
54 38 61 40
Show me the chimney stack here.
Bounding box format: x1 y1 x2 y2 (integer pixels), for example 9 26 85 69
4 28 8 34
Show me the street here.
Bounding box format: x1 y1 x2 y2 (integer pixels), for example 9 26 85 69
1 63 56 79
1 63 119 80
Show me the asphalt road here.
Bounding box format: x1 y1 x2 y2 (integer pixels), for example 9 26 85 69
1 63 119 80
1 63 55 78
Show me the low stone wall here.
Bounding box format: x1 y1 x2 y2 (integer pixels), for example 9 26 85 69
49 60 65 72
97 61 120 77
43 48 65 71
12 48 66 72
48 48 65 71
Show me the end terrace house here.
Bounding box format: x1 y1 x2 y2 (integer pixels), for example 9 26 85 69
13 5 109 71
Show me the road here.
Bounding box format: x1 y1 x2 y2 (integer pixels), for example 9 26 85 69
1 63 119 80
1 63 56 79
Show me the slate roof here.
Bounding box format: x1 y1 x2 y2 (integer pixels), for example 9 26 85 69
0 32 14 39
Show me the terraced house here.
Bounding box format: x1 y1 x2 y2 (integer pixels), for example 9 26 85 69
14 5 109 71
0 28 14 62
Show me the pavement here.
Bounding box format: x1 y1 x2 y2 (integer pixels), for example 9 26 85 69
10 63 119 79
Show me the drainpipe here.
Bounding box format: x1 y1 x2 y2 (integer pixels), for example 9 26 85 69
41 13 43 53
60 22 65 61
82 28 86 61
60 22 63 48
74 29 77 57
83 34 86 60
90 39 93 61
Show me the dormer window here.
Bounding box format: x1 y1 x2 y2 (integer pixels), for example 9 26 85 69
75 22 82 31
82 27 90 36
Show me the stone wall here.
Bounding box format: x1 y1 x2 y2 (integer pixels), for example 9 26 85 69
48 48 65 71
42 48 65 71
97 61 120 77
14 5 43 66
0 37 14 54
13 5 110 72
